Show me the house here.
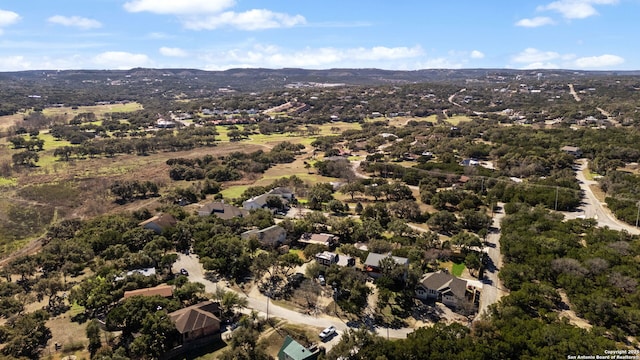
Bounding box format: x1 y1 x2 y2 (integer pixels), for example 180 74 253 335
561 145 583 157
198 201 248 219
123 284 173 299
315 251 355 267
156 118 176 128
241 225 288 247
299 233 338 247
114 267 157 281
315 251 338 266
139 213 177 234
278 335 320 360
415 270 473 308
460 158 480 167
242 187 294 211
169 301 222 344
363 253 409 278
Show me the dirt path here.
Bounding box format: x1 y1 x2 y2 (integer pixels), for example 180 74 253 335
568 84 581 102
557 289 591 329
596 107 621 127
447 89 465 108
0 238 44 267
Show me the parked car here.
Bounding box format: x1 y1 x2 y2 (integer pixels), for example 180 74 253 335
179 268 189 276
319 325 336 340
318 275 326 286
288 273 305 287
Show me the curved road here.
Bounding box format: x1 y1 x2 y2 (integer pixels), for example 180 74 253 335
173 254 415 343
563 159 640 235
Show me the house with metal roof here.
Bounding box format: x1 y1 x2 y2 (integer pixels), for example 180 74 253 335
363 252 409 278
277 335 320 360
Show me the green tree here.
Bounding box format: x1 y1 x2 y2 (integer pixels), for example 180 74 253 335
214 288 249 318
0 310 51 359
86 319 102 357
427 210 458 234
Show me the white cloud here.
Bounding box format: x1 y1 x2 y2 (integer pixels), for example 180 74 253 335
0 9 20 34
48 15 102 30
512 48 564 63
538 0 618 19
350 46 424 61
201 44 428 70
184 9 306 31
515 17 555 27
520 61 560 69
92 51 151 69
416 58 464 69
124 0 235 15
160 47 188 57
470 50 485 59
147 32 173 39
574 54 624 68
511 47 624 69
0 55 29 70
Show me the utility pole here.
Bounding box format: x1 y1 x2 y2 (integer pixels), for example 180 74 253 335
266 291 270 320
332 282 338 316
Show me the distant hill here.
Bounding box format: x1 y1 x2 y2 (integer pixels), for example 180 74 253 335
3 68 640 92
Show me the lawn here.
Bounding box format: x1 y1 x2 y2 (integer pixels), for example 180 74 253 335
451 263 466 277
315 121 362 135
220 185 251 200
446 115 472 126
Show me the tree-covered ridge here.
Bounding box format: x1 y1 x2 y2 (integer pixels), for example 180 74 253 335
327 205 634 360
500 205 640 338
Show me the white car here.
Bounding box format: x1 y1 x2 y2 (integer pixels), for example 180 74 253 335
319 325 336 340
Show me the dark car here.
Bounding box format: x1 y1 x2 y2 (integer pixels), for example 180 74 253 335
179 268 189 276
288 273 305 287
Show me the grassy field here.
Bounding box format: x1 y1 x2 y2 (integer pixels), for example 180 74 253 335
42 102 143 118
446 115 473 126
0 177 17 186
0 113 24 132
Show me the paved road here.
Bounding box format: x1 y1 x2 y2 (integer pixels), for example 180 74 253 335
562 159 640 235
475 204 508 320
173 254 414 346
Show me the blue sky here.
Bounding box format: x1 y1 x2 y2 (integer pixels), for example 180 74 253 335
0 0 637 71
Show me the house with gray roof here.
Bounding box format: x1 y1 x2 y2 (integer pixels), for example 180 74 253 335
363 252 409 278
242 187 294 211
241 224 288 248
139 213 177 234
198 201 248 219
560 145 582 157
415 270 472 308
299 233 338 247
